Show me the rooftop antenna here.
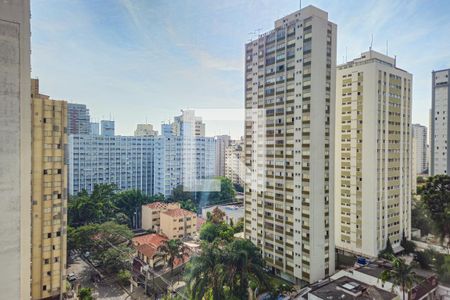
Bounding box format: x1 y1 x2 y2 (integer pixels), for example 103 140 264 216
299 0 302 9
370 34 373 51
386 40 389 56
394 55 397 67
345 47 348 62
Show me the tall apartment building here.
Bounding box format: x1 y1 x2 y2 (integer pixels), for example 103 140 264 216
153 135 216 197
431 69 450 175
215 135 231 176
67 103 90 135
172 110 205 137
225 140 245 187
68 135 154 195
31 79 68 299
335 50 412 258
100 120 115 136
135 124 158 137
244 6 336 284
90 122 100 135
0 0 31 298
412 124 428 175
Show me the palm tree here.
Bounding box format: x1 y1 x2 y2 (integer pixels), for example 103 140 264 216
185 242 226 300
379 255 417 300
157 239 190 277
224 239 271 299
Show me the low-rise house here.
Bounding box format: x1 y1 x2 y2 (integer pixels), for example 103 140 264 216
160 208 197 239
141 202 181 231
132 233 168 269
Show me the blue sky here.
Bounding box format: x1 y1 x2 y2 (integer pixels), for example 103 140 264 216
31 0 450 139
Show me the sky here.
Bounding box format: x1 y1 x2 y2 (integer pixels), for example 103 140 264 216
31 0 450 139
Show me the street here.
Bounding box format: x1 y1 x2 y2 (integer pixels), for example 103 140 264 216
67 255 149 299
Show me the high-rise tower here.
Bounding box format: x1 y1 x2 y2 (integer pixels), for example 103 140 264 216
244 5 336 284
335 50 412 258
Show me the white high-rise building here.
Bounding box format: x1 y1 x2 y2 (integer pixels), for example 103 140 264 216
172 110 205 137
335 50 412 258
431 69 450 175
215 135 231 176
0 0 31 298
244 5 336 284
225 140 245 187
412 124 428 175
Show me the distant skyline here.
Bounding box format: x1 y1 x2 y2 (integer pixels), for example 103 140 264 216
31 0 450 139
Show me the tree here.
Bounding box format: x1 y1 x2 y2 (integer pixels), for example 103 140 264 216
180 199 197 212
185 240 271 300
420 175 450 248
117 269 131 286
206 177 236 205
400 231 416 254
115 189 151 228
199 221 234 243
379 238 394 258
224 239 271 299
379 256 417 300
411 199 433 236
185 243 226 300
170 185 193 202
79 287 93 300
157 239 190 277
233 219 244 233
209 207 226 224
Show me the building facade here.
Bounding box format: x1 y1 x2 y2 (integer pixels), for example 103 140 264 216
100 120 115 136
141 202 181 231
0 0 32 298
431 69 450 175
172 110 205 137
215 135 231 176
135 124 158 137
31 79 68 299
160 208 197 239
67 103 90 135
244 6 336 283
68 135 154 195
153 135 216 197
412 124 428 175
225 140 245 187
335 50 412 258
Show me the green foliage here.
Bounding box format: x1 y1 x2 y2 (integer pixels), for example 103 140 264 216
400 231 416 254
205 177 236 205
68 184 118 227
379 238 394 259
169 185 193 202
68 221 134 273
180 199 198 212
79 287 93 300
417 176 425 184
233 219 244 233
415 249 434 270
379 256 417 300
115 189 152 228
185 239 271 300
199 221 234 243
156 239 190 274
420 175 450 246
233 183 244 193
117 269 131 286
411 199 434 236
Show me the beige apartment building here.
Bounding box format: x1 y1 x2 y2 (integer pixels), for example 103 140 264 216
0 0 32 298
31 79 68 299
134 123 158 136
335 50 412 258
244 5 336 284
160 208 197 239
141 202 181 231
225 140 245 187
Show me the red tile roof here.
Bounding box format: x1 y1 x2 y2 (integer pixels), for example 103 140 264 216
196 216 206 230
145 202 169 209
132 233 167 247
161 208 197 218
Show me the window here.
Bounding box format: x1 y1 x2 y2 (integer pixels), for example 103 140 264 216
44 259 49 264
43 285 47 291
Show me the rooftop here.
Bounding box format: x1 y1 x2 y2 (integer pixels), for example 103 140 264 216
145 202 180 210
132 233 167 247
162 208 197 218
309 276 397 300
